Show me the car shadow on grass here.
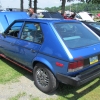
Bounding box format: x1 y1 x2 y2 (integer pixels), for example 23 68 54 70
1 58 33 81
55 78 100 100
1 58 100 100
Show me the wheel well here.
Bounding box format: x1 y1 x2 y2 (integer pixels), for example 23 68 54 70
32 61 39 68
32 61 58 83
32 61 54 74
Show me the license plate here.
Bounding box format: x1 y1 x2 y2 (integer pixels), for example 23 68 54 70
89 56 98 65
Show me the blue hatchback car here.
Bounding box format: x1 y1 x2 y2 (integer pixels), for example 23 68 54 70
0 12 100 93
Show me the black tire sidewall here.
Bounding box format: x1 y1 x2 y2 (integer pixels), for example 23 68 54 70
33 63 58 93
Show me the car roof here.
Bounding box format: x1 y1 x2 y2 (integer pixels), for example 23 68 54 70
15 18 80 24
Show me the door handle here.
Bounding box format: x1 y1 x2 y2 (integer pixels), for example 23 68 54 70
31 49 36 53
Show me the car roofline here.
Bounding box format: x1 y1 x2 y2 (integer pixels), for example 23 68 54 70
14 18 81 24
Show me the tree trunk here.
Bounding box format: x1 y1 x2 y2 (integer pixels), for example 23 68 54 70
20 0 24 11
61 0 66 15
34 0 37 13
29 0 32 8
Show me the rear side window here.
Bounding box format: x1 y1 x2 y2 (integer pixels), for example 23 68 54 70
54 22 100 48
21 22 43 44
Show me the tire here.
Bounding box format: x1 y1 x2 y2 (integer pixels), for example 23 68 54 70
33 63 59 93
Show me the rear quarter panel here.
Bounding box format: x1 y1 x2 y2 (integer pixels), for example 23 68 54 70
32 22 71 75
39 23 72 61
35 22 100 76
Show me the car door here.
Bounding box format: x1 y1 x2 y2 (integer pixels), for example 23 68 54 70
14 22 43 68
0 21 24 60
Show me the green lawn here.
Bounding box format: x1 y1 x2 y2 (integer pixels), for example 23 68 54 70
56 78 100 100
0 58 30 84
0 58 100 100
9 92 27 100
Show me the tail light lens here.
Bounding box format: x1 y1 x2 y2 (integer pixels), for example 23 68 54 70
68 60 84 72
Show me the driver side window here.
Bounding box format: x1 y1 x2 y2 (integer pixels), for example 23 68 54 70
6 22 23 38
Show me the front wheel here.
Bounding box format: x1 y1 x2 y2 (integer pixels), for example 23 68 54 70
33 63 59 93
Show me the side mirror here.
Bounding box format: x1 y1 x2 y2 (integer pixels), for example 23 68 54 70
2 33 6 38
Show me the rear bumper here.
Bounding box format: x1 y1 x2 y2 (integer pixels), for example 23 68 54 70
56 65 100 86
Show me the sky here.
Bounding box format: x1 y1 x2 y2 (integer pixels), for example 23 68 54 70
0 0 80 9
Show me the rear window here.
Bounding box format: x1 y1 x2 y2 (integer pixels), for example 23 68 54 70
54 22 100 49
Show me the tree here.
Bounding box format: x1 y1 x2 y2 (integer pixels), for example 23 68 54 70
28 0 38 13
33 0 37 13
81 0 100 3
60 0 66 14
20 0 24 11
91 0 100 3
29 0 32 8
60 0 80 14
60 0 100 15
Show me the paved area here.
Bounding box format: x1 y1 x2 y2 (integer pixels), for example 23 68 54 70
0 75 57 100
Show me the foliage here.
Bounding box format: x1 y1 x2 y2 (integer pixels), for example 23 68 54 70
45 3 100 14
67 0 100 3
86 0 100 3
60 0 100 14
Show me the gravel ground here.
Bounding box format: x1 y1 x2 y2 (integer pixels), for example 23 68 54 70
0 75 58 100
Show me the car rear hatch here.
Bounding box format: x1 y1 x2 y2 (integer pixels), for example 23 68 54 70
66 43 100 74
56 43 100 86
53 21 100 73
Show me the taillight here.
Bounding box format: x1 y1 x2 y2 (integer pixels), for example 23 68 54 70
68 60 84 72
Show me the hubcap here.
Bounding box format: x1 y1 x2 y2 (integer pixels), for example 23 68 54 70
36 68 49 87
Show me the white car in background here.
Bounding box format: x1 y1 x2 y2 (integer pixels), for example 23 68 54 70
75 12 94 22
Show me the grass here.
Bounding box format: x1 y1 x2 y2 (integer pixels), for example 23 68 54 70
0 58 100 100
9 93 40 100
0 58 31 84
55 78 100 100
9 92 26 100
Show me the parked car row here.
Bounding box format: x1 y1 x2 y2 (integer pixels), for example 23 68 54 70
0 12 100 93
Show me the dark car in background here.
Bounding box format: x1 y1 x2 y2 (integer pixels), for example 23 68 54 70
40 12 64 19
82 21 100 36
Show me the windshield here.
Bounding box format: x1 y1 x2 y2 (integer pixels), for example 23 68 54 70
54 22 100 49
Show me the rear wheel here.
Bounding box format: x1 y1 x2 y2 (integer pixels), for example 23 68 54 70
33 63 59 93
